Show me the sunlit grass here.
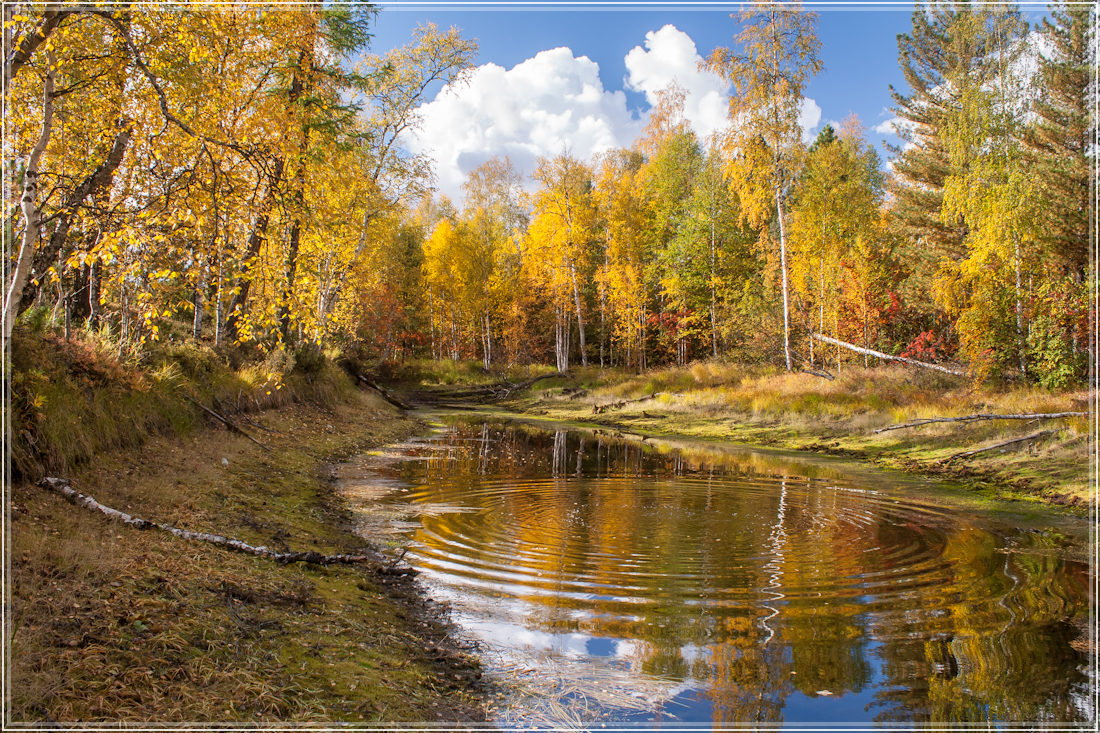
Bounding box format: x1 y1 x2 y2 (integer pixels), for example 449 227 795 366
9 330 357 480
515 359 1090 505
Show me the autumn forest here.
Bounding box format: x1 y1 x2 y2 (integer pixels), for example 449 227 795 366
4 4 1093 387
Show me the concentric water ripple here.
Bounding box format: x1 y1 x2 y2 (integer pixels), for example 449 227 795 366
339 419 1092 725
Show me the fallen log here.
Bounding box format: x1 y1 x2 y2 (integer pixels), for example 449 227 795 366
496 372 562 398
944 430 1056 462
183 395 269 451
415 372 563 402
811 333 964 376
39 477 380 566
214 395 282 434
356 374 411 410
801 368 835 381
874 412 1086 434
593 392 678 415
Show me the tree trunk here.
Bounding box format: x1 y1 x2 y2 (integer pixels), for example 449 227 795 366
278 51 309 344
1015 237 1026 377
4 9 72 90
813 333 964 376
192 246 205 339
87 259 100 329
428 287 437 360
20 126 131 311
225 159 284 342
279 213 302 343
569 261 587 366
4 55 55 342
776 185 792 372
482 311 492 370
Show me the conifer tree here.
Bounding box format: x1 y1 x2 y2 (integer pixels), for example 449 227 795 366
1026 4 1094 277
886 6 1001 262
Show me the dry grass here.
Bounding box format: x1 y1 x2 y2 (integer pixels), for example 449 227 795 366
511 360 1091 507
385 358 560 387
9 332 356 480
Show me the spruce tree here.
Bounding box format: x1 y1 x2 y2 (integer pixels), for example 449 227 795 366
1026 4 1094 278
886 5 1003 262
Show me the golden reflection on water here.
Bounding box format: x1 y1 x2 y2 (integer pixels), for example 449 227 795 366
340 420 1092 725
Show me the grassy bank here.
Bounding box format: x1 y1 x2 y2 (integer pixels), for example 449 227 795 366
8 334 484 723
468 360 1091 508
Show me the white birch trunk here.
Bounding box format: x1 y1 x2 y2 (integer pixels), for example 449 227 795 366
4 55 55 342
776 185 792 372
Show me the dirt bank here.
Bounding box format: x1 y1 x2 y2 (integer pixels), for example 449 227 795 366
10 389 486 723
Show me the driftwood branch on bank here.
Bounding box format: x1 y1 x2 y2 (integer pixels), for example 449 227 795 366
944 430 1056 462
801 368 835 381
419 372 562 402
811 333 964 376
38 477 390 568
355 374 412 410
592 392 679 415
183 395 270 451
874 412 1086 434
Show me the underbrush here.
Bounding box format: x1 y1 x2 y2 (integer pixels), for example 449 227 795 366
9 329 356 480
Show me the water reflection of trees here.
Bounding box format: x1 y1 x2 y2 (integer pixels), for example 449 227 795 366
397 422 1091 723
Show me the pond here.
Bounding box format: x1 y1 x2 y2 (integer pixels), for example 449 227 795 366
337 415 1093 726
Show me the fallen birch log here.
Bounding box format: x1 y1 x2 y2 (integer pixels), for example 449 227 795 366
944 430 1056 462
811 333 964 376
39 477 385 567
183 395 269 451
874 412 1086 434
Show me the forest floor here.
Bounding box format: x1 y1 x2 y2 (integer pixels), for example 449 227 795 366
8 335 486 724
393 359 1092 510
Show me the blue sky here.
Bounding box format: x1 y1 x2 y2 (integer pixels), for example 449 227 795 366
364 3 1049 199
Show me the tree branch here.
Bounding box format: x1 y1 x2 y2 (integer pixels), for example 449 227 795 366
39 477 388 567
874 412 1086 434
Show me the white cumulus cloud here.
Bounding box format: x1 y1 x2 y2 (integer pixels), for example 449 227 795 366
798 98 822 142
402 25 825 201
622 24 731 143
402 47 640 202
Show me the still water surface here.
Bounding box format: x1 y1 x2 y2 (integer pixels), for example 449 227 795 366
338 416 1092 726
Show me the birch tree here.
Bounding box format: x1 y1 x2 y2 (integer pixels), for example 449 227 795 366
706 3 822 371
